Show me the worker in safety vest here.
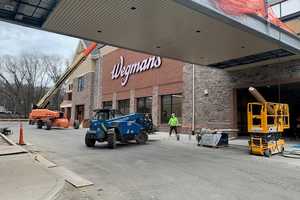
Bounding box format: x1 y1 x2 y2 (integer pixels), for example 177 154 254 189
168 113 179 136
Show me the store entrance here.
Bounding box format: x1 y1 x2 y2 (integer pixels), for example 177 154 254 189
236 82 300 138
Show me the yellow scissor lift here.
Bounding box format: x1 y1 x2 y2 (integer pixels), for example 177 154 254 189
247 88 290 157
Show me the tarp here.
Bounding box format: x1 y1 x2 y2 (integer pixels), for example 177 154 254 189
214 0 295 34
215 0 266 16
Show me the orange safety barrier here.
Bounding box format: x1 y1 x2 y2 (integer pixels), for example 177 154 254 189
214 0 295 34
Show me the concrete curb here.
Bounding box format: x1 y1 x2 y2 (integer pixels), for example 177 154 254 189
31 153 65 200
1 135 65 200
42 178 65 200
0 133 28 155
0 133 16 145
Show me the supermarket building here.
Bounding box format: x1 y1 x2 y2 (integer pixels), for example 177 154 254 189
61 44 185 130
63 21 300 136
2 0 297 135
58 0 300 135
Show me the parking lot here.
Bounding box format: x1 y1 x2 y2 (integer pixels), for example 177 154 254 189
3 121 300 200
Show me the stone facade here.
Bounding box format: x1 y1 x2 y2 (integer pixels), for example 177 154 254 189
182 59 300 133
182 64 233 132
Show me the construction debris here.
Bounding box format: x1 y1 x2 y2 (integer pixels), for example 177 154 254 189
197 128 229 147
0 127 12 136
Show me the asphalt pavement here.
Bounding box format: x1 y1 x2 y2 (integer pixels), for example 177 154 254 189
3 121 300 200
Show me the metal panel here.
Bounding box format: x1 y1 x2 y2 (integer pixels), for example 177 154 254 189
0 0 300 68
42 0 300 67
209 49 294 68
268 0 288 6
0 0 58 27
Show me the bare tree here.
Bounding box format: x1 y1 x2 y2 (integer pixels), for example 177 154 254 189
0 54 68 118
42 55 68 110
0 55 27 116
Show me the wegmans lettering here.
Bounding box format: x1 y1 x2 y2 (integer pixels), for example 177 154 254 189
111 56 162 86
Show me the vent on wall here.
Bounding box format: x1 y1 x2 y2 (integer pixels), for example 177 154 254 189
208 49 295 69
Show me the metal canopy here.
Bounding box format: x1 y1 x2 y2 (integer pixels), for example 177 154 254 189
0 0 57 27
1 0 300 69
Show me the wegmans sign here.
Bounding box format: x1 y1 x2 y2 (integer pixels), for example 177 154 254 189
111 56 162 86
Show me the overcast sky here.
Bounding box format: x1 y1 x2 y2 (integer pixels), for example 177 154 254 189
0 21 79 60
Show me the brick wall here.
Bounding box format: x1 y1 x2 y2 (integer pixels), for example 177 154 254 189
101 49 183 98
182 59 300 133
99 48 184 127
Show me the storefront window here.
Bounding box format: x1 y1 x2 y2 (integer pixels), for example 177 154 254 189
161 94 182 123
136 97 152 114
102 101 112 109
118 99 130 114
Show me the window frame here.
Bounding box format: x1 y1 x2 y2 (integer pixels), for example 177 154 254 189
118 99 130 115
77 76 85 92
160 94 183 124
102 101 113 109
136 96 153 114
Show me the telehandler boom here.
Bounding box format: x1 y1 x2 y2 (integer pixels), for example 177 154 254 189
29 42 97 130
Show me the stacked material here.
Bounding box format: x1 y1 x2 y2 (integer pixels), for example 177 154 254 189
198 128 229 147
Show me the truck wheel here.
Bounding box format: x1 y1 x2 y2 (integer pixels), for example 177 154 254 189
37 120 43 129
74 120 80 129
45 120 52 130
136 131 148 144
107 131 116 149
85 134 96 147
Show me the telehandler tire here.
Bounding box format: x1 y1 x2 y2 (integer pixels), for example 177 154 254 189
45 120 52 130
107 130 116 149
37 120 43 129
85 134 96 147
136 131 148 144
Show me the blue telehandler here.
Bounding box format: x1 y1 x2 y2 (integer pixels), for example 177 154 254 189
85 109 153 148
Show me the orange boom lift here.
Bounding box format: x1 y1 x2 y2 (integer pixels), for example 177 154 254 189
29 42 97 130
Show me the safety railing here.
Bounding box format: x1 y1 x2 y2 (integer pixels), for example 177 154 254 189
214 0 295 34
247 102 289 133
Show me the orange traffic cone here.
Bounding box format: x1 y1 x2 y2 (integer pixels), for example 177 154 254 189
18 122 26 145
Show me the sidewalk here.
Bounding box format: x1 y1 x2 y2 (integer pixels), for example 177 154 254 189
0 134 64 200
150 131 197 144
153 132 300 149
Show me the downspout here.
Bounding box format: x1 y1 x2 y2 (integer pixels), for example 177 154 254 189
192 64 195 135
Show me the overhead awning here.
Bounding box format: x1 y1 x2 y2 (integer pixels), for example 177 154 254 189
0 0 300 69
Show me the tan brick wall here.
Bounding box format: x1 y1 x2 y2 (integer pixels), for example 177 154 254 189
71 72 95 122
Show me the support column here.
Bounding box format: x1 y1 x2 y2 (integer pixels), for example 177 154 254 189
94 54 103 109
130 89 135 113
70 79 76 124
112 92 117 109
152 86 159 127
